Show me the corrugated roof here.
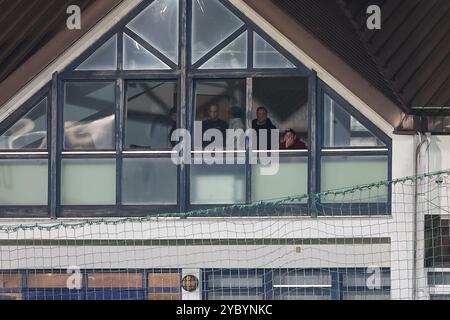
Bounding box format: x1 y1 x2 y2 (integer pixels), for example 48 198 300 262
0 0 94 83
273 0 450 113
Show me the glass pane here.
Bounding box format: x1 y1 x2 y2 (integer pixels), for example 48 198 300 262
273 290 331 300
428 272 450 286
425 216 450 268
207 293 263 300
61 159 116 205
321 156 388 203
122 158 177 205
0 98 47 150
207 274 263 288
342 271 390 287
195 80 246 150
127 0 179 64
252 157 307 202
253 33 295 68
191 0 244 63
431 295 450 300
342 291 390 300
199 32 247 69
273 270 331 286
252 77 308 150
125 81 177 149
76 35 117 71
123 34 171 70
324 94 385 147
0 159 47 205
64 82 116 150
190 163 246 204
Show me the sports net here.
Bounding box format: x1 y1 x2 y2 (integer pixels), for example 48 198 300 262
0 169 449 300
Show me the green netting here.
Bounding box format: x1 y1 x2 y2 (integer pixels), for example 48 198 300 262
0 169 449 300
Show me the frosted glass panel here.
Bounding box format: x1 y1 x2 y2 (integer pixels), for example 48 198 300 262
127 0 179 63
252 157 307 202
190 164 246 204
323 94 385 147
273 270 331 286
254 33 295 68
191 0 244 63
208 293 263 300
76 35 117 71
122 158 177 205
0 159 47 205
123 34 171 70
0 98 47 150
343 291 390 300
200 32 247 69
321 156 388 203
61 159 116 205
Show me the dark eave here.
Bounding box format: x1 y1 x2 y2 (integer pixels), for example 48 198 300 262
271 0 450 115
0 0 123 107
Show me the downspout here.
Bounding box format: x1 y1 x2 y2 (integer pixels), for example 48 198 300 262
413 132 431 300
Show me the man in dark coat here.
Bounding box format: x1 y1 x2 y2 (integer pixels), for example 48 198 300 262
251 106 277 150
202 104 228 148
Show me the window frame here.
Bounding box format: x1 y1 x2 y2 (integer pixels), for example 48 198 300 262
0 0 392 218
0 84 51 218
202 268 391 300
315 81 392 216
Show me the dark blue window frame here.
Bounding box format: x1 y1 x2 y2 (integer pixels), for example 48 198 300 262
0 268 181 301
202 268 391 300
0 0 392 218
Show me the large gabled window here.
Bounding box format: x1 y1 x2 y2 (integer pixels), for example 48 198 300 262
0 0 391 218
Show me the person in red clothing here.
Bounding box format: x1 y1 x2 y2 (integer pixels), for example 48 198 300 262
279 128 307 150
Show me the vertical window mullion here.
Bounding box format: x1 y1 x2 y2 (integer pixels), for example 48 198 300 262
50 72 58 219
180 0 189 212
246 77 253 204
309 70 319 217
116 78 124 207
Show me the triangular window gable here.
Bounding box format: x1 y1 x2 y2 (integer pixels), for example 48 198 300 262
323 93 386 148
253 33 296 69
127 0 179 64
0 97 48 150
76 35 118 71
123 34 171 70
199 31 248 69
67 0 299 73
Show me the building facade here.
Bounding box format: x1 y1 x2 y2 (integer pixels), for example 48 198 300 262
0 0 449 300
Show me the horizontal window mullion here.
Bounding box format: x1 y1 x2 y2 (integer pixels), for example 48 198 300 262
320 149 388 156
61 152 116 159
122 151 177 159
0 152 48 159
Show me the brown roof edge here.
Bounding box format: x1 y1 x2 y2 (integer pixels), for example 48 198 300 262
0 0 123 108
243 0 404 128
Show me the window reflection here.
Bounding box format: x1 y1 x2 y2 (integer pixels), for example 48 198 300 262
195 80 246 150
64 82 116 150
323 94 385 147
125 81 177 150
252 77 308 150
0 98 47 150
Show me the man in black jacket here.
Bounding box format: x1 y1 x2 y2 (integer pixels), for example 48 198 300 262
202 104 228 148
252 106 278 150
